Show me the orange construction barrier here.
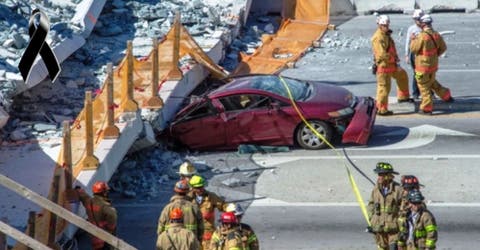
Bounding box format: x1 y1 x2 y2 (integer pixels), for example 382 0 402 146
13 16 227 249
232 0 330 75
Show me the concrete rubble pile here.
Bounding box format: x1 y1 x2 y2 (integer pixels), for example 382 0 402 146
0 0 251 144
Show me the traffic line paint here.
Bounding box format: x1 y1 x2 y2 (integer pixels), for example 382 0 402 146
114 201 480 208
252 154 480 167
438 69 480 72
249 200 480 207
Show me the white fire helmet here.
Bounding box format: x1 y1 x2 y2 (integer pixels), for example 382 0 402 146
376 15 390 25
412 9 424 20
178 161 197 176
225 203 245 216
419 14 433 24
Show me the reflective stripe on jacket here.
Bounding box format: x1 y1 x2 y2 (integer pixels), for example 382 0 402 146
371 28 399 74
188 190 228 233
210 227 243 250
78 190 117 250
410 28 447 73
412 210 438 249
367 181 403 233
157 194 204 240
156 223 200 250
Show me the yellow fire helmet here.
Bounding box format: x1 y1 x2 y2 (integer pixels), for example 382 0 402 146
189 175 205 188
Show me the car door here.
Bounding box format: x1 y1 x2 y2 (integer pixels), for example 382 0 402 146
219 94 297 146
171 100 226 149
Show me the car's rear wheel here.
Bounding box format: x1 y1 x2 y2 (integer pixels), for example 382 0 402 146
296 120 333 150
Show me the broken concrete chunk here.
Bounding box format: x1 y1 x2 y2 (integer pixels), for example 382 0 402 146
221 177 243 188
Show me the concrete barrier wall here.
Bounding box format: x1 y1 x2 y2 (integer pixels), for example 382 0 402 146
353 0 415 14
417 0 478 12
248 0 478 17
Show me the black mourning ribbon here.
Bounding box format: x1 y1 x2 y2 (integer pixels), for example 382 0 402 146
19 8 61 83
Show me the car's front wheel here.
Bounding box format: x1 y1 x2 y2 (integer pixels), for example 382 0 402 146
296 120 333 150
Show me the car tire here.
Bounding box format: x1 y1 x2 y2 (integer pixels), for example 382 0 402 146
295 120 333 150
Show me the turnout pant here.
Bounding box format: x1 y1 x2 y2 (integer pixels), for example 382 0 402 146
415 72 451 112
376 68 410 112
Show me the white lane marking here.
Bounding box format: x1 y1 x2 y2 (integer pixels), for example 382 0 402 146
438 69 480 72
252 154 480 167
250 200 480 207
360 125 476 151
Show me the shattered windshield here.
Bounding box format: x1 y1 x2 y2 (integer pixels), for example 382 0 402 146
250 75 309 100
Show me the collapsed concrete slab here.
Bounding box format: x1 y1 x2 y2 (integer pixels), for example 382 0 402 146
71 0 107 37
331 0 356 16
0 106 8 129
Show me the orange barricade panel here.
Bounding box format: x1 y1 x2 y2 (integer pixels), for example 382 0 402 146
14 19 232 248
232 0 330 76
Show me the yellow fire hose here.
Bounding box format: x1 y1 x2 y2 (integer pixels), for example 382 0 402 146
279 76 371 226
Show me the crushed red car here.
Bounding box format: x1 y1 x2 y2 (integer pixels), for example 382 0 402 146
166 74 376 150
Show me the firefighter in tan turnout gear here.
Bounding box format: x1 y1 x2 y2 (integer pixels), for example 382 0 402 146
371 14 411 116
225 203 259 250
188 175 228 249
156 207 200 250
397 175 425 249
401 190 438 250
76 181 117 250
210 212 243 250
409 14 454 115
367 162 403 250
157 180 204 240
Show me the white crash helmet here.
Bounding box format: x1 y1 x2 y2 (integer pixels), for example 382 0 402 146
225 203 245 216
177 161 197 176
376 14 390 25
412 9 424 20
419 14 433 24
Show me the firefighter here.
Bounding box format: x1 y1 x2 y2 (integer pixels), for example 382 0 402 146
178 160 197 182
403 190 438 250
399 175 423 216
225 203 259 250
405 9 424 100
156 207 200 250
188 175 228 249
76 181 117 250
157 180 204 240
210 212 243 250
410 14 454 115
367 162 403 250
372 14 411 116
398 175 426 249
